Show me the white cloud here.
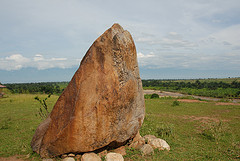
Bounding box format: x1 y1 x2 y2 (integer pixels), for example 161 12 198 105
0 54 79 71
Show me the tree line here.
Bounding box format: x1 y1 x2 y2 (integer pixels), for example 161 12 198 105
142 79 240 98
4 82 68 94
142 80 240 90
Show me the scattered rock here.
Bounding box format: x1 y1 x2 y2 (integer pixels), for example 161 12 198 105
81 153 101 161
105 152 124 161
61 154 68 159
75 154 82 161
112 146 126 156
62 157 75 161
31 23 145 158
42 159 53 161
68 153 75 157
132 131 142 143
140 144 154 155
149 138 170 151
129 137 145 149
143 135 157 143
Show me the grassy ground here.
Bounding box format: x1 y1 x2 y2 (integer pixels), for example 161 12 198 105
0 94 239 160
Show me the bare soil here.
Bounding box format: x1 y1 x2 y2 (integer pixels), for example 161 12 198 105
0 156 25 161
177 99 207 103
215 102 240 106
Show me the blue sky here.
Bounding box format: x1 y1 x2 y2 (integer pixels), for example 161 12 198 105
0 0 240 83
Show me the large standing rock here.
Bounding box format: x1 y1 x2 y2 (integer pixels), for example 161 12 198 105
31 23 145 158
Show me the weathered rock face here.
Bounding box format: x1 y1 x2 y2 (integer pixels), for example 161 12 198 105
31 23 145 158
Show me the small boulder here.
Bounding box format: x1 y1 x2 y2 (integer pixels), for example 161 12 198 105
68 153 75 157
129 137 145 149
62 157 75 161
143 135 157 143
61 154 68 159
81 153 101 161
75 154 82 161
140 144 154 156
149 138 170 151
105 152 124 161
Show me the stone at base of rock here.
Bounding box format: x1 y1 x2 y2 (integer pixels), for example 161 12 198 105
61 154 68 159
97 150 108 158
129 137 145 150
140 144 154 156
132 131 142 142
62 157 75 161
105 152 124 161
81 153 101 161
42 159 53 161
68 153 75 157
112 146 126 156
143 135 157 143
149 138 170 151
75 154 82 161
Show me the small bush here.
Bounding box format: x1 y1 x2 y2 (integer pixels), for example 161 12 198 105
144 94 152 99
172 100 180 106
150 93 159 99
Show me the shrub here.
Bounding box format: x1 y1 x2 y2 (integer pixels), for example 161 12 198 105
150 93 159 99
172 100 180 106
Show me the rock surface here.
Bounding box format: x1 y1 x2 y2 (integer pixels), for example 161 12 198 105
62 157 75 161
105 153 124 161
81 153 101 161
143 135 157 143
31 23 145 158
140 144 154 155
149 138 170 151
129 132 145 149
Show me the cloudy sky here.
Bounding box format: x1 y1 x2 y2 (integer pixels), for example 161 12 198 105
0 0 240 83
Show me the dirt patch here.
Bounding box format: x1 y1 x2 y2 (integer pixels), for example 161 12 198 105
0 156 25 161
215 102 240 106
177 99 207 103
182 115 228 123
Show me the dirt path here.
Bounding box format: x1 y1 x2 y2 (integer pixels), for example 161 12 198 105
144 89 240 103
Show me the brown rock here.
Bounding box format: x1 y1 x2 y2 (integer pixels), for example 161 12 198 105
129 131 145 149
129 137 145 150
31 23 145 158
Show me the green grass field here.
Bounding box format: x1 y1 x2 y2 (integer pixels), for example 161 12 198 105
0 94 239 160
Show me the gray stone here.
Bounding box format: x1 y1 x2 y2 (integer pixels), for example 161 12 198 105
149 138 170 151
68 153 75 157
62 157 75 161
105 152 124 161
140 144 154 155
81 153 101 161
143 135 157 144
